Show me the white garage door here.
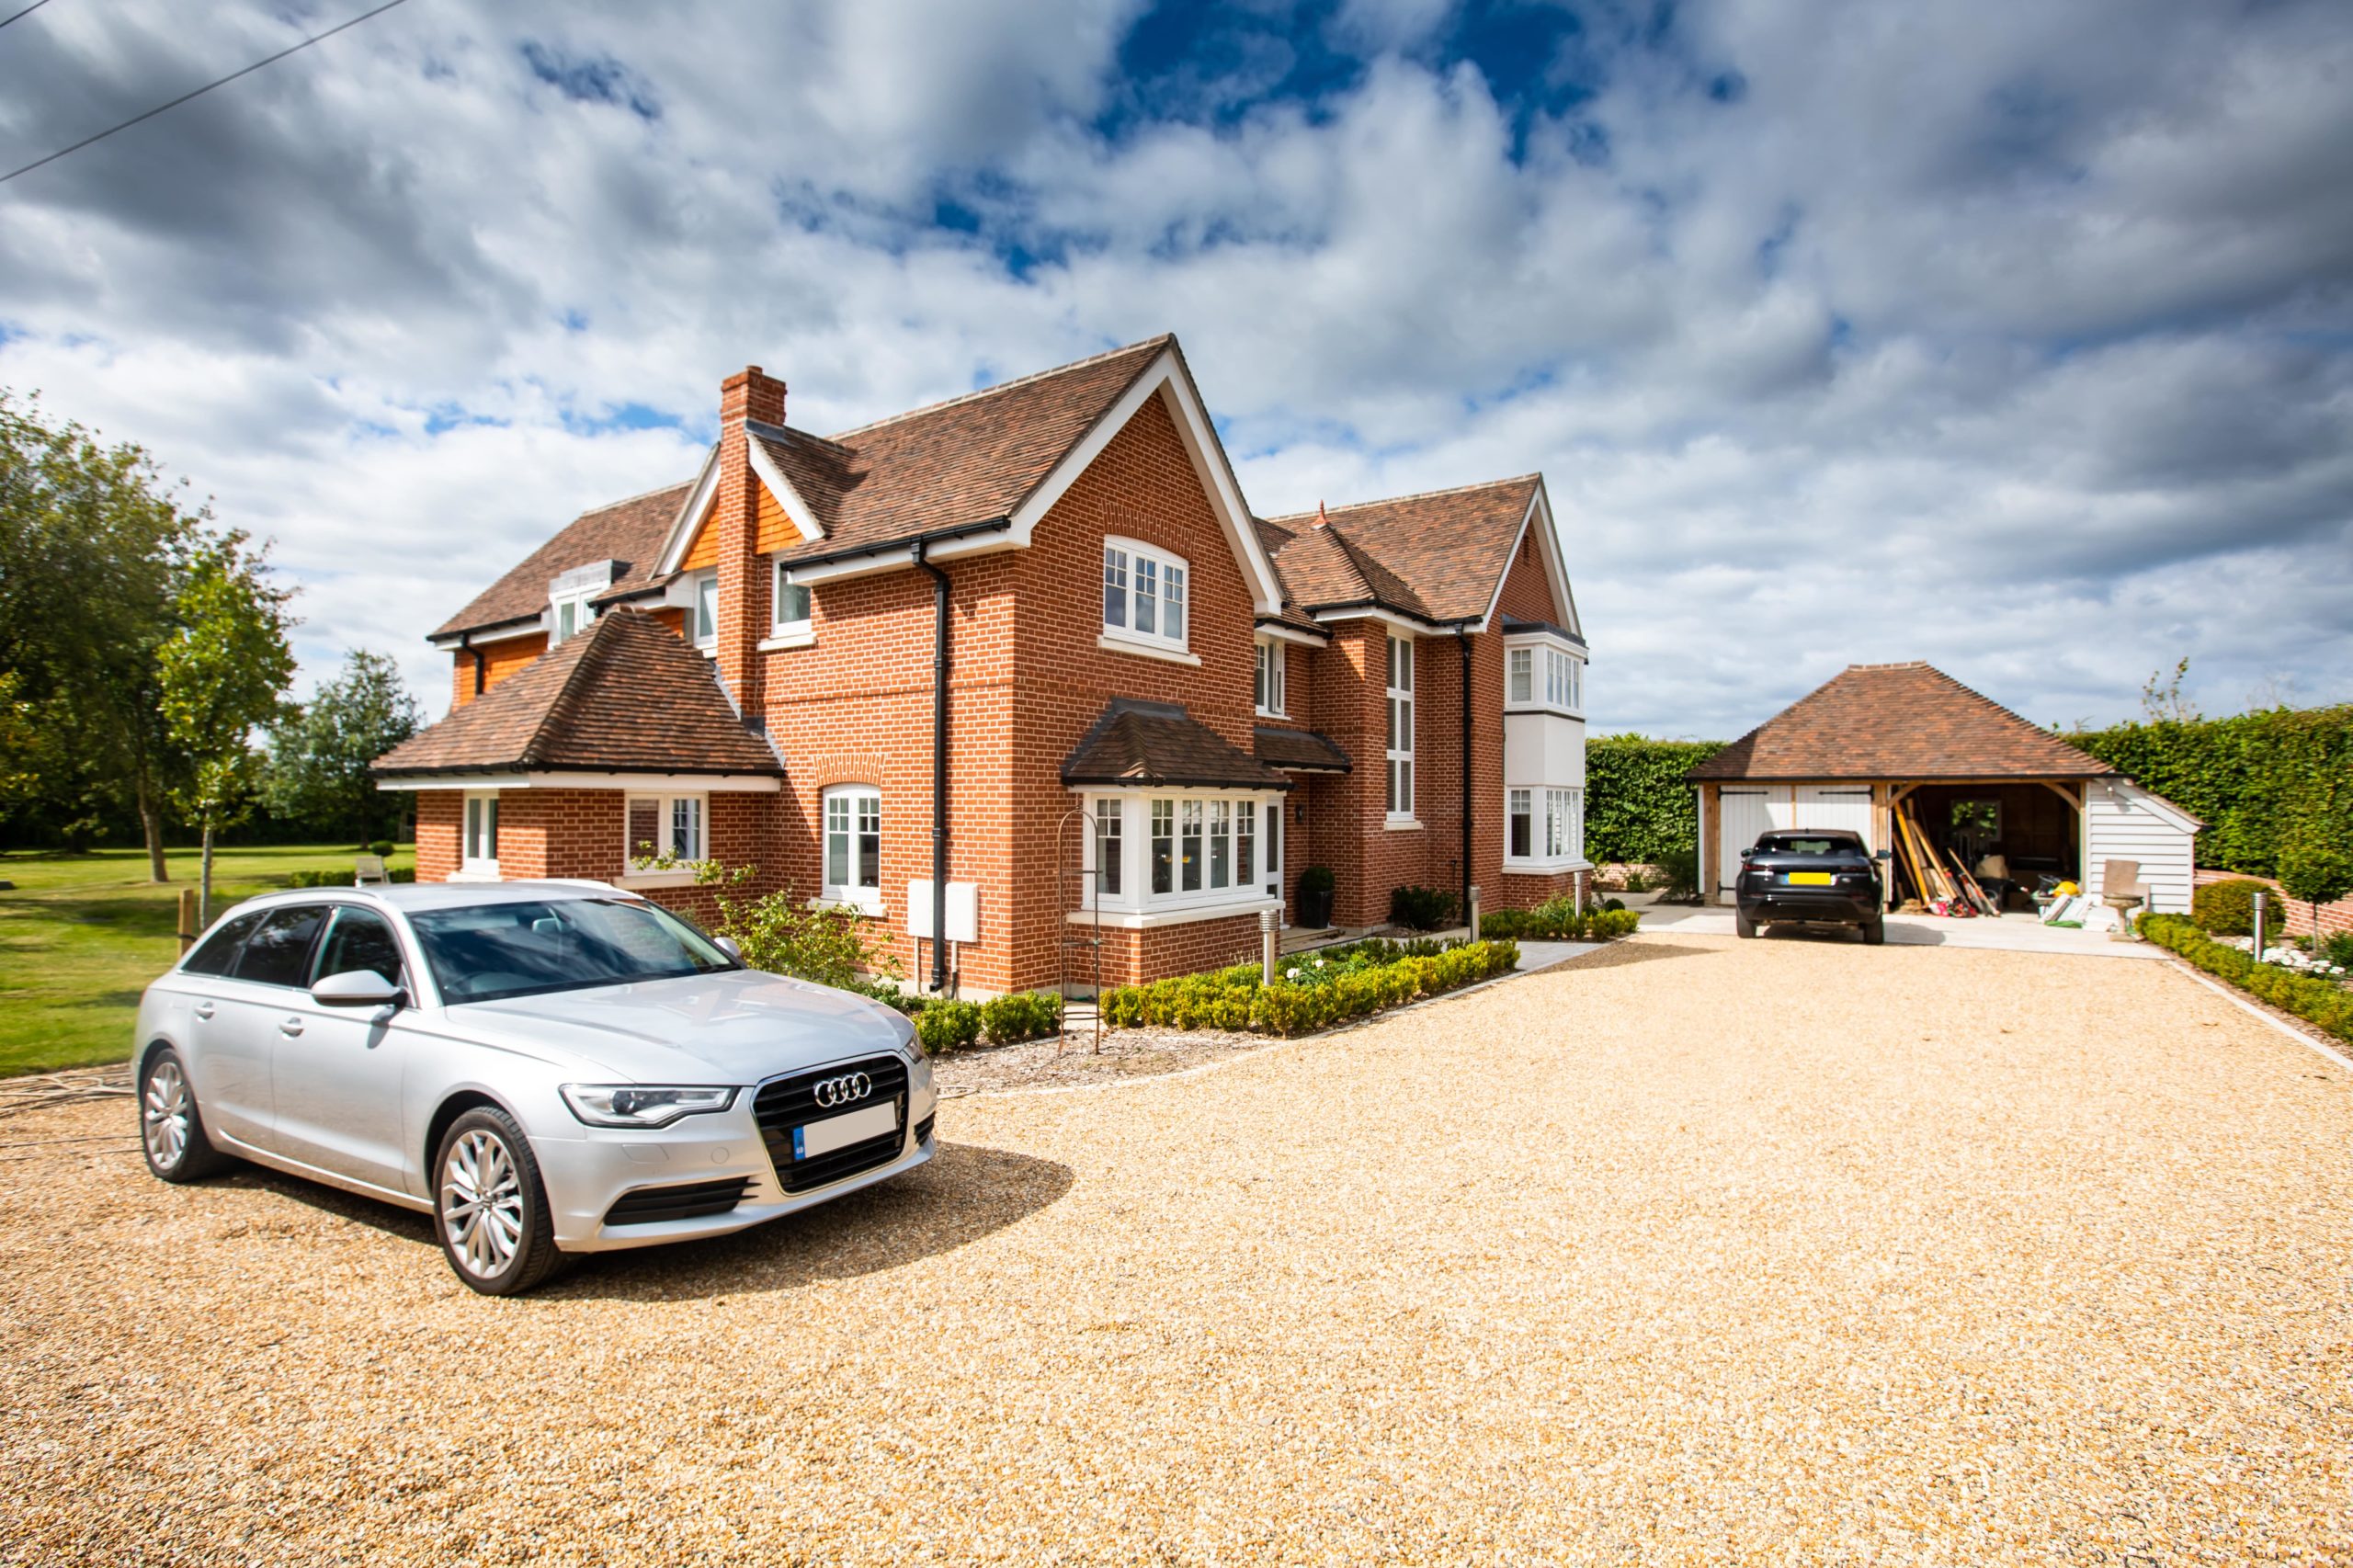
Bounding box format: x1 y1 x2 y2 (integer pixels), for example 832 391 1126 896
1718 786 1785 892
1795 785 1873 847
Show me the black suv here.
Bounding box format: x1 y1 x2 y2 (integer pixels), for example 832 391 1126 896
1734 829 1888 944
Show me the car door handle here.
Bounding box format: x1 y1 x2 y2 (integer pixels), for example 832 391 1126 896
192 1002 216 1021
278 1017 305 1038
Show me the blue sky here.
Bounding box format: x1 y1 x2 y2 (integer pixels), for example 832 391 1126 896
1 0 2348 735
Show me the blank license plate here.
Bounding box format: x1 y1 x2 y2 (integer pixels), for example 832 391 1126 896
792 1100 899 1161
1786 871 1834 886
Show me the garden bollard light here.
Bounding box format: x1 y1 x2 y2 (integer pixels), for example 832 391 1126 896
1260 908 1278 988
1468 884 1481 942
2253 889 2267 963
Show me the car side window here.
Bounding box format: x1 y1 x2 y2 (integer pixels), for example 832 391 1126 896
180 910 266 977
233 905 329 988
311 907 404 988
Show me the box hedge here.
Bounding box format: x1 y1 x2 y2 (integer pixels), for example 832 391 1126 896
2138 913 2353 1042
1097 937 1521 1040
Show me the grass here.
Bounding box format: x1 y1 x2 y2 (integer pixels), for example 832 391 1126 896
0 843 414 1077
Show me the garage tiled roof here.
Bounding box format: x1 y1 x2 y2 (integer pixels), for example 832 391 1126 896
1262 475 1540 624
1254 725 1352 773
375 609 782 778
1688 662 2119 782
432 481 695 640
1063 700 1290 791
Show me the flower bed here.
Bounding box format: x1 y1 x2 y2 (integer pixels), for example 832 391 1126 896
2137 914 2353 1043
1474 898 1643 942
1099 937 1522 1040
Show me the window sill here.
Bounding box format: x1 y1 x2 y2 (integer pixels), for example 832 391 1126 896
1503 703 1585 720
696 643 718 659
1097 631 1200 666
449 865 502 883
616 868 701 890
1383 817 1422 832
1256 706 1288 721
758 627 814 652
1067 896 1279 930
1503 858 1591 875
808 893 885 917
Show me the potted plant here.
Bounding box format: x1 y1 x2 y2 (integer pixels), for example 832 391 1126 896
1296 866 1336 930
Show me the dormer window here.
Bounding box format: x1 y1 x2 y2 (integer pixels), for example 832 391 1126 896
1102 538 1188 652
548 561 619 645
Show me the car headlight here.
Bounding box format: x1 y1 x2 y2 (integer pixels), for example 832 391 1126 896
559 1084 737 1129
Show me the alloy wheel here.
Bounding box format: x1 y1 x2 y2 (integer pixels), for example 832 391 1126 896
142 1060 189 1169
439 1128 526 1278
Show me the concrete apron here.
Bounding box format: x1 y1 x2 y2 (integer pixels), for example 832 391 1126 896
1639 903 2171 960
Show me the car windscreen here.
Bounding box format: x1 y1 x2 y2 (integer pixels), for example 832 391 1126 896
407 898 736 1005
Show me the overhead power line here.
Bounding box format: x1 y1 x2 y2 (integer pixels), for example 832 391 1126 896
1 1 58 31
0 0 415 186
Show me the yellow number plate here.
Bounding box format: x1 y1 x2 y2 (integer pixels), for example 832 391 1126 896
1787 871 1834 886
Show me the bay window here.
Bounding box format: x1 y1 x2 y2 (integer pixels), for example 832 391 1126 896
823 786 881 909
1386 633 1415 819
1102 538 1188 651
1083 790 1283 917
1506 633 1584 715
1509 648 1533 705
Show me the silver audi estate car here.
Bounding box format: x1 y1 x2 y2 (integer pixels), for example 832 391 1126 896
133 881 936 1294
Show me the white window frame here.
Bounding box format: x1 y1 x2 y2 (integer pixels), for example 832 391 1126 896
1101 537 1190 653
769 561 813 645
459 790 500 880
551 588 598 644
1507 788 1533 860
821 785 883 913
1508 647 1533 706
1505 785 1587 871
1079 789 1283 919
623 791 708 867
1504 630 1583 718
1385 633 1415 822
1254 637 1286 717
689 569 720 652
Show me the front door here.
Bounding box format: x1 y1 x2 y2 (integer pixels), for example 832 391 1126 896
270 905 414 1194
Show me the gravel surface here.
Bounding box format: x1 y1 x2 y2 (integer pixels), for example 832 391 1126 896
930 1027 1281 1096
6 935 2350 1564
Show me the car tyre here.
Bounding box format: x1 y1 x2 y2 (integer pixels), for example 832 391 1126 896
433 1107 567 1296
1861 916 1886 946
140 1047 233 1183
1734 908 1757 939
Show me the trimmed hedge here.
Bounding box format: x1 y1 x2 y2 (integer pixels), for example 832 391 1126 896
914 998 983 1054
2138 914 2353 1043
979 990 1062 1046
1477 898 1643 942
2071 705 2353 878
1097 937 1521 1040
2190 878 2275 937
1586 734 1727 864
1388 883 1458 931
284 867 415 887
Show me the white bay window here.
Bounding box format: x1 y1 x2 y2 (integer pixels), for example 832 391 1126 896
1081 790 1282 922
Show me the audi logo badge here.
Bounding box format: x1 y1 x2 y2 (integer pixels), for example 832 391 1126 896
813 1072 871 1110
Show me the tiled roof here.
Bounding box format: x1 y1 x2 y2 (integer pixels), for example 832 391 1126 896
432 481 694 640
1688 663 2120 782
1254 725 1351 773
760 335 1172 564
1263 474 1540 624
375 609 782 778
1062 699 1290 791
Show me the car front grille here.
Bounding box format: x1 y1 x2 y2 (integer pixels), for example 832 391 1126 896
752 1054 910 1195
914 1113 936 1147
603 1176 754 1227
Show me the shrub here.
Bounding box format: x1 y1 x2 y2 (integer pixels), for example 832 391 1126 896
690 863 904 993
1097 940 1520 1039
2278 835 2353 933
1388 884 1459 931
285 866 415 887
1620 869 1651 893
915 998 983 1054
2190 878 2276 937
981 990 1063 1046
1298 865 1335 896
2138 914 2353 1042
1656 846 1701 903
368 839 396 859
2322 931 2353 971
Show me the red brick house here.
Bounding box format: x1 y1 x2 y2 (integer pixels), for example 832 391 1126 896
376 335 1591 994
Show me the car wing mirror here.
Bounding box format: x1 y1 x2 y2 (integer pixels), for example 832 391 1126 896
713 936 745 963
311 969 404 1008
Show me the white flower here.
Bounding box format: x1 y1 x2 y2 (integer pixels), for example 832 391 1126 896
1285 967 1301 981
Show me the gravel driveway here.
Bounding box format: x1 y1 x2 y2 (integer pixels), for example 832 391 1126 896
6 936 2349 1564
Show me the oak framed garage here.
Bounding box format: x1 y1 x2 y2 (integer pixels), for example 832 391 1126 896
1689 662 2200 914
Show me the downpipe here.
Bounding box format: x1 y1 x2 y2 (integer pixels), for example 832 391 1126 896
915 539 952 995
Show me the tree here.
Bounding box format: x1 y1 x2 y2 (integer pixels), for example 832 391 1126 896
2276 794 2353 943
156 533 297 924
264 650 421 842
2140 656 2200 724
0 392 198 877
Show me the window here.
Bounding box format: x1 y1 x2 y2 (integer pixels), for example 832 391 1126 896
626 793 705 865
1508 787 1585 866
312 907 404 987
691 571 719 649
823 786 881 906
1236 801 1256 886
233 904 329 988
772 562 812 636
462 791 499 874
1386 633 1415 818
1255 639 1286 715
182 909 266 977
1506 640 1583 713
1179 800 1203 892
1545 789 1570 857
410 897 733 1006
1261 801 1279 895
1509 648 1533 705
1150 799 1175 894
1508 789 1533 858
1095 801 1123 898
1101 539 1188 650
1208 801 1231 888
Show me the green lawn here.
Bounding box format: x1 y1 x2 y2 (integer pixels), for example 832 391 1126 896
0 843 414 1076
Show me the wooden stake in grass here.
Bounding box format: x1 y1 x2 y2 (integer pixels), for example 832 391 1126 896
176 888 198 952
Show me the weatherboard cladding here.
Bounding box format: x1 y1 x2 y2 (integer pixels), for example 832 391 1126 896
377 609 780 777
1688 662 2120 782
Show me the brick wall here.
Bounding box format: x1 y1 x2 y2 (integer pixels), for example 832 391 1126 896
415 791 459 881
2192 867 2353 941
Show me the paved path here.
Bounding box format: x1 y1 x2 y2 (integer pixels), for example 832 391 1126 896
1643 900 2172 958
5 936 2347 1562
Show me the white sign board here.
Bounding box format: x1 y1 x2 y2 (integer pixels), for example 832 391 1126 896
905 881 980 943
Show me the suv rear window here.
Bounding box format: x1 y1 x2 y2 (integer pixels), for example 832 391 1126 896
233 905 330 988
181 910 266 976
1756 835 1855 855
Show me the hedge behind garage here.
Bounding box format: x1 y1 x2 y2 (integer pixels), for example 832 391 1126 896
1586 734 1725 864
2069 705 2353 878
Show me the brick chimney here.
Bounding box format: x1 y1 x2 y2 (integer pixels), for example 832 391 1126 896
714 365 785 710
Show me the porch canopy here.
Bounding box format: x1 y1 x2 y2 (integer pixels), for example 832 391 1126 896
1688 662 2200 914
